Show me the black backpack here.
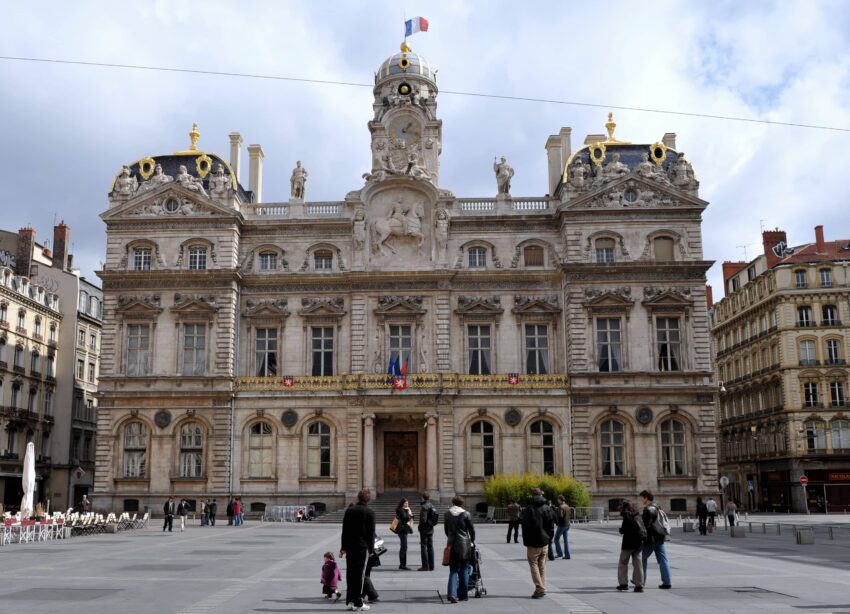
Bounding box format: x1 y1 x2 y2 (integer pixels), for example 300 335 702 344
428 506 440 527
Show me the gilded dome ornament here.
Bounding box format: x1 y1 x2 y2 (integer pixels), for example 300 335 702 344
139 156 156 180
175 122 203 155
603 112 631 145
589 142 606 166
195 154 213 179
649 142 668 166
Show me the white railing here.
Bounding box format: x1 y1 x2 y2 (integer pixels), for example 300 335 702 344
512 197 550 211
306 202 344 217
457 198 495 212
251 204 289 217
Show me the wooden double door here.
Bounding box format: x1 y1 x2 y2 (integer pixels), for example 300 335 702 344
384 431 418 490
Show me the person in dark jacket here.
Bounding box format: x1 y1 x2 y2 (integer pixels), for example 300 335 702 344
340 488 376 611
395 498 414 570
162 497 175 532
521 489 555 599
617 500 645 592
640 490 672 589
226 499 234 526
444 495 475 603
418 491 437 571
696 496 708 535
208 499 217 526
177 498 189 532
553 496 572 559
506 499 521 543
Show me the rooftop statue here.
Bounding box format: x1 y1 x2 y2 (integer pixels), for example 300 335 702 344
176 165 208 196
114 165 139 198
209 163 233 197
290 161 308 200
138 163 173 193
493 156 514 196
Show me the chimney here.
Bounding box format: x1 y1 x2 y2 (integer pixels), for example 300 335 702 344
706 284 714 309
247 144 264 203
662 132 677 149
721 261 747 297
815 225 825 252
15 227 35 277
53 221 71 271
228 132 243 184
762 228 788 268
584 134 606 145
545 136 563 195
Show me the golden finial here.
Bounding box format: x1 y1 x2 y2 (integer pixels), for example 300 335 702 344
605 112 616 142
188 122 200 151
400 41 411 53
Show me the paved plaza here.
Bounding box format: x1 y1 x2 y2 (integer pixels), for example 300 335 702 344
2 519 850 614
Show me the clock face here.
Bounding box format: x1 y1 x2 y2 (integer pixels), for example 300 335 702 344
388 117 421 145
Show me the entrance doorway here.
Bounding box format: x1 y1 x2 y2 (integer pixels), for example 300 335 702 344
384 432 418 490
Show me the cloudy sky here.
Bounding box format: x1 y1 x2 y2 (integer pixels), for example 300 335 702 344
2 1 849 294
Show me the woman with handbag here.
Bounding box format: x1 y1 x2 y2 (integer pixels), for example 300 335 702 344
395 499 414 570
444 495 476 603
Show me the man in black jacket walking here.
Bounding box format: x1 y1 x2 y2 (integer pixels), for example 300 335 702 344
417 491 436 571
521 489 555 599
162 497 175 532
340 489 376 611
208 499 217 526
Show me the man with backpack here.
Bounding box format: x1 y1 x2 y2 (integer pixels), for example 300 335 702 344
417 491 439 571
617 500 645 592
639 490 672 589
521 489 555 599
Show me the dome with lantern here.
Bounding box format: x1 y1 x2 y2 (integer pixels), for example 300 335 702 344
375 41 437 90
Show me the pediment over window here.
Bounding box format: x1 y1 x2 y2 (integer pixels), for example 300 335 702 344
562 175 707 211
582 288 634 308
455 296 504 317
115 294 163 318
375 295 426 318
171 294 219 318
243 298 290 320
642 287 692 313
102 184 239 221
512 295 561 315
299 297 346 319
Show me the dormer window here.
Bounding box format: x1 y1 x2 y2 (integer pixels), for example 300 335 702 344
468 247 487 268
259 251 278 271
188 247 208 270
653 237 675 261
133 248 152 271
795 269 807 289
820 268 832 287
523 245 544 267
314 250 333 271
595 238 615 263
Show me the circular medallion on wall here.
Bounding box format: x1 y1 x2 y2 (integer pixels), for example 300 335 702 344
623 188 638 204
504 407 522 427
154 410 172 428
163 198 180 213
281 410 298 428
635 406 653 425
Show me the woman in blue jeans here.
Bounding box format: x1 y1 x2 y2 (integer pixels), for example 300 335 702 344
444 495 475 603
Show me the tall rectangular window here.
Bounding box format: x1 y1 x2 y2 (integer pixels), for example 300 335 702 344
820 268 832 287
796 306 812 326
653 237 675 261
259 252 277 271
595 238 615 263
388 324 412 372
795 269 807 288
804 382 819 407
311 327 334 376
656 317 681 371
596 318 622 372
799 340 816 364
182 324 206 376
188 247 207 270
823 305 839 326
826 339 842 364
88 362 96 382
467 324 491 375
43 390 53 417
126 324 150 376
133 248 151 271
255 328 278 376
77 358 85 380
524 324 549 375
831 381 846 407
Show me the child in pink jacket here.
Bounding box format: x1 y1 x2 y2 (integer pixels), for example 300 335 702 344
321 552 342 601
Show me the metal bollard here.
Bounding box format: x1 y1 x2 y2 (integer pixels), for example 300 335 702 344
762 523 766 534
748 522 753 533
777 524 781 535
829 527 833 540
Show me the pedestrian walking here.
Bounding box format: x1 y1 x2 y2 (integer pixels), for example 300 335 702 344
177 498 189 532
395 498 414 570
209 499 217 526
546 500 557 561
706 497 717 532
617 500 646 592
444 495 475 604
725 500 738 527
162 497 175 532
521 488 555 599
418 491 438 571
226 498 234 526
340 488 376 612
81 494 91 515
506 499 521 543
554 495 571 559
234 497 243 526
696 497 708 535
640 490 672 589
200 499 208 526
320 551 342 602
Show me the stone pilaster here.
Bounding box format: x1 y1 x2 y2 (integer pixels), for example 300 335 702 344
362 413 376 493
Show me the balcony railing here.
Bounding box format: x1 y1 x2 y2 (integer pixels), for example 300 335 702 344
826 358 847 366
235 373 569 393
799 359 820 366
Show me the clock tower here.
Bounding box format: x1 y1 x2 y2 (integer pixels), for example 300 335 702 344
370 42 442 185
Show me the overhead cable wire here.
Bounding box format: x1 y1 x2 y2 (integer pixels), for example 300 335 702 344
1 55 848 133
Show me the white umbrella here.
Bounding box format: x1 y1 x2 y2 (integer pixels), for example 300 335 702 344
21 442 36 518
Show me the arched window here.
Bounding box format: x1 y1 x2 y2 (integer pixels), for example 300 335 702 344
595 238 616 263
259 251 278 271
133 246 152 271
34 317 42 337
468 246 487 268
179 422 204 477
832 420 850 450
123 422 147 478
0 302 7 322
799 340 817 365
306 422 331 477
248 422 274 477
469 420 495 477
600 419 625 476
653 237 675 261
314 250 333 271
804 420 826 450
523 245 544 267
825 339 842 365
188 246 208 270
528 420 555 475
660 419 686 476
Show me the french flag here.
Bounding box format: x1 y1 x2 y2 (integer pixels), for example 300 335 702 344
405 16 429 37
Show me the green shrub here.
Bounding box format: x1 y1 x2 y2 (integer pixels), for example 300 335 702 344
482 473 591 508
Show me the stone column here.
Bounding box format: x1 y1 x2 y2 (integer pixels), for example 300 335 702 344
425 412 439 494
362 413 376 494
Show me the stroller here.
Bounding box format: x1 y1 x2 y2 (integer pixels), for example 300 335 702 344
467 544 487 598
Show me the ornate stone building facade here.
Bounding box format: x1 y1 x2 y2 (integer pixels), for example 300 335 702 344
95 44 717 514
714 226 850 512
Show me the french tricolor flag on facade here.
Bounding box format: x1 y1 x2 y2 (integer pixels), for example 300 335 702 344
405 16 429 36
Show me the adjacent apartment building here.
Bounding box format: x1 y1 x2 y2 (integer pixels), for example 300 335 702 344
713 226 850 512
